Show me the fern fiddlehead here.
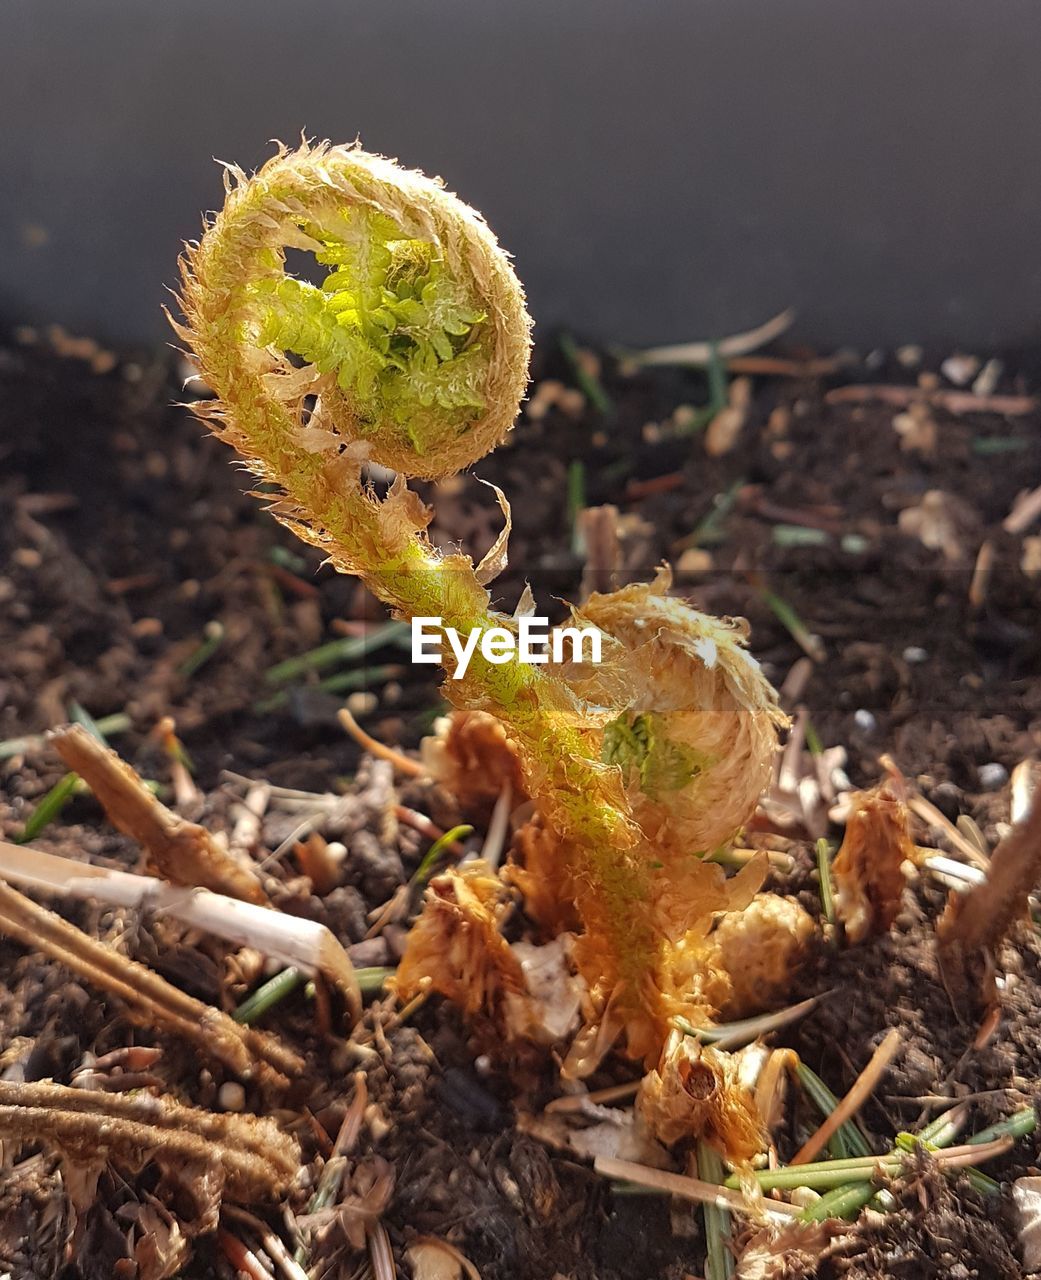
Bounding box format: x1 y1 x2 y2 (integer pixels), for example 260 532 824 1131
174 141 783 1071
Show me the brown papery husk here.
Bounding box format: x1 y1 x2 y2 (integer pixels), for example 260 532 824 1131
637 1032 765 1164
832 781 914 944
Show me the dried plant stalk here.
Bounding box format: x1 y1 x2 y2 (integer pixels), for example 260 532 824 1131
0 878 303 1082
0 838 360 1023
0 1080 300 1202
938 778 1041 1006
52 724 268 905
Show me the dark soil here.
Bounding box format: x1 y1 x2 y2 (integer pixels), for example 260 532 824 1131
1 325 1040 1278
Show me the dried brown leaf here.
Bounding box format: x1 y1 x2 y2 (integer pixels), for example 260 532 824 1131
126 1199 192 1280
393 863 585 1048
421 710 528 817
502 816 580 937
737 1219 847 1280
831 783 913 943
473 480 512 586
709 893 817 1018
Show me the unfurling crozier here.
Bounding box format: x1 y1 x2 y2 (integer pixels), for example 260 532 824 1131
174 142 786 1121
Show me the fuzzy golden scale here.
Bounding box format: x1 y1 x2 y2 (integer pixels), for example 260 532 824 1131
420 709 529 820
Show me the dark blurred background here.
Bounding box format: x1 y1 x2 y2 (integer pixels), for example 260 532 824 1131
3 0 1041 350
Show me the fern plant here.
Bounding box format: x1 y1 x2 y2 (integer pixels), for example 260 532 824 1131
174 141 783 1069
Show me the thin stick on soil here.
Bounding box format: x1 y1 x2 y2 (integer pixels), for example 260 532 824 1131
825 384 1037 415
0 838 361 1024
0 712 132 762
969 539 995 609
222 1207 310 1280
625 308 795 368
906 792 991 871
0 877 304 1083
218 1231 277 1280
545 1080 640 1113
792 1060 871 1160
1004 483 1041 535
338 707 425 777
790 1028 902 1165
593 1155 802 1219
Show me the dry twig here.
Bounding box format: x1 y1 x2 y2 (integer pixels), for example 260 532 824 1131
1004 484 1041 536
338 708 424 777
0 878 303 1082
791 1028 902 1166
825 385 1036 415
0 1079 300 1202
52 724 268 905
938 778 1041 1009
0 839 361 1025
593 1154 802 1219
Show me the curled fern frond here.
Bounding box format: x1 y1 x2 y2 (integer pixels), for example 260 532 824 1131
172 143 785 1096
177 141 530 483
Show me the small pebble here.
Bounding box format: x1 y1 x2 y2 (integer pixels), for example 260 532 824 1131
896 344 923 369
973 358 1002 397
903 645 928 664
218 1081 246 1111
324 840 348 865
841 533 870 554
941 354 980 386
345 691 378 717
853 709 877 733
978 762 1009 791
